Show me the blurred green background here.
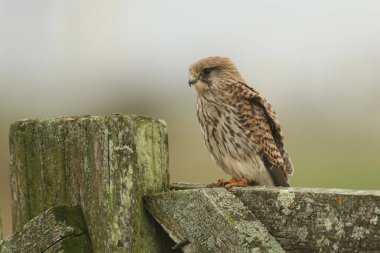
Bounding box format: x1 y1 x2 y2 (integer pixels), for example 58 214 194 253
1 0 380 236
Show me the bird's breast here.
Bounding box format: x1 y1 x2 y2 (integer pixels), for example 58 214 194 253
197 97 257 163
196 96 274 185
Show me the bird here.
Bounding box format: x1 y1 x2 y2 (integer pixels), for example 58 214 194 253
188 56 294 188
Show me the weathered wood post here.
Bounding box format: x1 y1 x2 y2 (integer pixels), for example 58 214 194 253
146 183 380 252
9 114 171 252
145 188 285 252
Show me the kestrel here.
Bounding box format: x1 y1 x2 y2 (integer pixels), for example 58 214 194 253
188 56 294 188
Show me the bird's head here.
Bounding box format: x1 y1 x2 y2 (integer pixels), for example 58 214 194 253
188 56 244 95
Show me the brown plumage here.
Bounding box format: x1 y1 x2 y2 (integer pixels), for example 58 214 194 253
188 56 294 187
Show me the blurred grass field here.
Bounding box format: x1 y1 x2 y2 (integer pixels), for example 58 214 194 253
169 109 380 190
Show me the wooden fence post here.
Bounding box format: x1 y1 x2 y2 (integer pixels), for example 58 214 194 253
155 183 380 252
145 188 285 253
9 114 171 252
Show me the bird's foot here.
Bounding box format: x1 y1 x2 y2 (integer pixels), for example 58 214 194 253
207 179 227 188
207 178 249 189
224 178 248 190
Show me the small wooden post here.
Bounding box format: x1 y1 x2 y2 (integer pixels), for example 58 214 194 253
9 114 171 252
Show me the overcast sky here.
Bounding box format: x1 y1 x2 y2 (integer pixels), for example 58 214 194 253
1 0 380 112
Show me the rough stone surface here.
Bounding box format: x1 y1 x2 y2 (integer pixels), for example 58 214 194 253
145 188 285 253
9 114 171 253
171 183 380 253
0 205 92 253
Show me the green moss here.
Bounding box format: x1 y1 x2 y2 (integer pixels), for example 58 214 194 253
131 116 170 252
52 205 88 235
10 114 171 252
61 233 93 253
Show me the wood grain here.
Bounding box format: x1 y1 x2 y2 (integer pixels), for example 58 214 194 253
9 114 171 253
0 205 91 253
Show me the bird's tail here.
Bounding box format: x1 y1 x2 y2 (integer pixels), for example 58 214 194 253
268 165 290 187
282 150 294 175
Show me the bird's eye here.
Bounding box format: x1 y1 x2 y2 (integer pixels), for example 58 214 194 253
203 68 214 75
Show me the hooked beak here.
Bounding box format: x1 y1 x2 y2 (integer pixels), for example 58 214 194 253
188 73 199 86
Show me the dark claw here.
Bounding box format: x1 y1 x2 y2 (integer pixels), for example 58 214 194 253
217 179 228 186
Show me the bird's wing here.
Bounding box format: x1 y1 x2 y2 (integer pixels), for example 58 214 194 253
240 83 294 185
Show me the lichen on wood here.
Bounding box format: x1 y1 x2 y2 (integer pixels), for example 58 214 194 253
235 187 380 253
171 183 380 253
9 114 171 252
145 188 285 253
0 205 92 253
